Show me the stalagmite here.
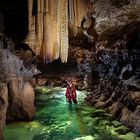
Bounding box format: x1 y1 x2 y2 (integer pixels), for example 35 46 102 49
26 0 90 63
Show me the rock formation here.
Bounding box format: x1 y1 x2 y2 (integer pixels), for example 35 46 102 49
83 0 140 135
25 0 90 63
6 78 35 123
84 40 140 133
33 3 140 135
0 0 140 138
0 83 8 140
82 0 140 42
0 34 37 139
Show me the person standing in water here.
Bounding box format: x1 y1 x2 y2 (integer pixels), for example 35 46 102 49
65 80 77 104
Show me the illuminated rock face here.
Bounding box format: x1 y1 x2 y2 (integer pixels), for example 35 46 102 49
25 0 90 63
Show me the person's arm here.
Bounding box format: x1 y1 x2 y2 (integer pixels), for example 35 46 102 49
72 86 77 98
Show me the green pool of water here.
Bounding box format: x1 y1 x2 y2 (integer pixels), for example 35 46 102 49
4 87 140 140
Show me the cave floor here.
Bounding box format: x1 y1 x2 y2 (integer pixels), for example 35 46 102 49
4 87 140 140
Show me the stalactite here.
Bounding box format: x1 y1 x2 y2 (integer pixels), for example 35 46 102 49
41 0 69 63
60 0 69 63
50 0 58 62
36 0 44 55
25 0 36 52
26 0 90 63
56 0 61 60
28 0 33 33
41 0 51 62
42 0 59 63
69 0 90 27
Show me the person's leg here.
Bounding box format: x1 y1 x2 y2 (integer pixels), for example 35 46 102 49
68 99 72 104
72 99 77 104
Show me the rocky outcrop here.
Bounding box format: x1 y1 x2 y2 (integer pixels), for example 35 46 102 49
85 46 140 135
82 0 140 42
6 77 35 123
0 83 8 140
78 0 140 135
35 70 83 90
0 34 37 139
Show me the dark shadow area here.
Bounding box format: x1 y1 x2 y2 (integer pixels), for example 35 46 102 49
37 59 78 74
0 0 28 42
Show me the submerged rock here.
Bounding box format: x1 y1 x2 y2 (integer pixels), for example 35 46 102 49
74 135 93 140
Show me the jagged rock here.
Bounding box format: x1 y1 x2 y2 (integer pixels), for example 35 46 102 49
85 45 140 134
123 75 140 89
6 77 35 123
0 35 36 124
76 0 140 58
0 34 38 139
130 91 140 104
0 83 8 140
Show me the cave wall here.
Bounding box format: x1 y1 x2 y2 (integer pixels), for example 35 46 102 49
0 83 8 140
82 0 140 135
0 34 36 139
0 0 28 42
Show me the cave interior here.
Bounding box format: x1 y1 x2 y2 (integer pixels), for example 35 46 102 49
0 0 140 140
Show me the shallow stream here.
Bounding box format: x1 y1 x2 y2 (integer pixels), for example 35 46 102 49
4 87 140 140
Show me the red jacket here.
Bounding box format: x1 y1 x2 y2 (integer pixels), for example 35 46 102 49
66 85 77 99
